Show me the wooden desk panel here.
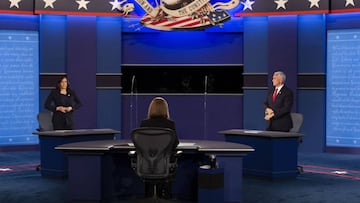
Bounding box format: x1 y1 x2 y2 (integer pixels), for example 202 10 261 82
32 129 119 177
56 139 253 202
220 129 303 178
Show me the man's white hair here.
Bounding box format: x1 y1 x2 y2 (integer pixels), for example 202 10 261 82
274 71 286 83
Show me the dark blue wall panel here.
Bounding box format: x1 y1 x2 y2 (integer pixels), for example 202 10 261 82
243 90 268 131
95 17 123 138
298 90 325 153
39 15 66 73
297 15 326 153
96 17 122 73
0 14 38 30
327 13 360 30
67 16 97 129
96 90 121 138
243 16 268 73
122 32 243 64
298 15 326 73
205 95 243 140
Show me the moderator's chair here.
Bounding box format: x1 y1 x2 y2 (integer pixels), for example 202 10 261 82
290 113 304 173
129 127 181 202
36 111 54 131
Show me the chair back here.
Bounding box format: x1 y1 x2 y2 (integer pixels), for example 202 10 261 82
37 111 54 131
131 127 176 180
290 113 303 133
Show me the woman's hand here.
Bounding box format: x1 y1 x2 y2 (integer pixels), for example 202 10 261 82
56 106 66 113
65 106 73 112
56 106 72 113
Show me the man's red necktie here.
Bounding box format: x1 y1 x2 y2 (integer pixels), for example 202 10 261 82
272 88 278 102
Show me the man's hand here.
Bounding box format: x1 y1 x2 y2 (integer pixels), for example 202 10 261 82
264 108 274 120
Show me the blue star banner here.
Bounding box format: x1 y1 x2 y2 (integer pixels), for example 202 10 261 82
0 0 34 14
34 0 135 16
0 0 359 17
234 0 329 16
331 0 360 13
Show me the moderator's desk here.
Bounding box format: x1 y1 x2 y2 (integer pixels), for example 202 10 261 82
219 129 303 178
33 128 120 177
55 139 254 203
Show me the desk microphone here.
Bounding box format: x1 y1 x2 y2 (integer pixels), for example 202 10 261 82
131 75 136 94
204 75 208 94
203 75 208 139
130 75 137 132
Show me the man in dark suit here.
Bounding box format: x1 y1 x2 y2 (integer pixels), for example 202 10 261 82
264 71 294 132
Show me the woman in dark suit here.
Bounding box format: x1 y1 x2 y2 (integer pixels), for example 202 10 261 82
44 76 82 130
264 71 294 132
140 97 179 199
140 97 179 149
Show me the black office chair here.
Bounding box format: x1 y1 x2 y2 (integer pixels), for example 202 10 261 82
129 127 181 202
36 111 54 131
290 113 304 173
35 111 54 171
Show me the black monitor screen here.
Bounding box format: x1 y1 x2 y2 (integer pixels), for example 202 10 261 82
121 65 243 94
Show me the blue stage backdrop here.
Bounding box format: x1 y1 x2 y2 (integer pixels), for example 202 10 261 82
326 29 360 148
0 30 39 146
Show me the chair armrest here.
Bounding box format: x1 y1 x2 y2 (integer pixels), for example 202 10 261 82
170 150 182 163
128 150 137 170
174 150 183 157
128 150 136 157
169 150 182 175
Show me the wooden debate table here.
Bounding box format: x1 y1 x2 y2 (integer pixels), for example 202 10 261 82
55 139 254 203
219 129 304 178
33 128 120 177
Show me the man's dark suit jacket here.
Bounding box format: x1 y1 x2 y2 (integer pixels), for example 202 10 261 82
140 117 179 149
264 85 294 132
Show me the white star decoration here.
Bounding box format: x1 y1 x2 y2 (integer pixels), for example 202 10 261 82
110 0 126 11
345 0 355 7
241 0 255 11
274 0 287 10
43 0 56 9
308 0 320 8
7 0 353 14
9 0 22 8
76 0 90 10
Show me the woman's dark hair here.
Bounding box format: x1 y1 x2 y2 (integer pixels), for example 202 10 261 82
56 75 70 90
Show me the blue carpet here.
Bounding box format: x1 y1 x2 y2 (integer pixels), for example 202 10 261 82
1 151 360 203
242 152 360 203
0 151 66 203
